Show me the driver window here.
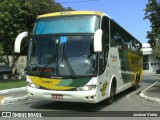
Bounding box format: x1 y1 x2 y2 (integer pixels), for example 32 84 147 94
99 16 110 75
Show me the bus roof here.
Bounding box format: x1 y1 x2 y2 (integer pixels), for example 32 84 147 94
37 11 110 19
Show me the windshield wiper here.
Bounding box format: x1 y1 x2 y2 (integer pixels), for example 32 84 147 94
40 53 58 77
40 41 58 77
61 44 76 80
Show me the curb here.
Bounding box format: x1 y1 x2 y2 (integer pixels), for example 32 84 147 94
1 95 29 105
139 81 160 103
0 87 29 105
0 87 27 94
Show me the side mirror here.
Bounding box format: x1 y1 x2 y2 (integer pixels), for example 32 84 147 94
14 32 28 53
94 29 102 52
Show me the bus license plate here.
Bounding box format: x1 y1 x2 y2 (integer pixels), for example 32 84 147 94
52 94 63 99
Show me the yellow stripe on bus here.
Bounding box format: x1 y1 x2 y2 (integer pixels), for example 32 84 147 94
37 11 103 19
29 76 75 90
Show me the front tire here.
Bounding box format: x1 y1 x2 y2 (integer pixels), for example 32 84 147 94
106 83 116 105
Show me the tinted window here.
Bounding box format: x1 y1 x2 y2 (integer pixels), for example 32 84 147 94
34 15 100 34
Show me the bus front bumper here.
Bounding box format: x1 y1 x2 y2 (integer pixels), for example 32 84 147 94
27 86 99 103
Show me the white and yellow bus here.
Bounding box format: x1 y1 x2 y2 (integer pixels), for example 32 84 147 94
14 11 143 104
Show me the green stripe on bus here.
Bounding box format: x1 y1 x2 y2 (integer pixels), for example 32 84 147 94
57 78 91 87
69 78 91 87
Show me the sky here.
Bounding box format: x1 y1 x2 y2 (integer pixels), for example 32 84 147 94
55 0 151 43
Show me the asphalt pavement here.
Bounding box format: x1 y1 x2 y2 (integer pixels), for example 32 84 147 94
139 81 160 103
0 74 160 105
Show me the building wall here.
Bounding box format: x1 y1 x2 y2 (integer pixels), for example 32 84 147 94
149 54 159 73
0 56 27 74
142 43 159 74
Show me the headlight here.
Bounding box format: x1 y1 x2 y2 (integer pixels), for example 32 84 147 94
28 83 40 89
77 85 96 91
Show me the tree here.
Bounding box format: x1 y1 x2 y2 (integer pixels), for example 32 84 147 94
0 0 30 66
153 36 160 72
153 39 160 59
0 0 73 68
144 0 160 72
144 0 160 46
26 0 73 31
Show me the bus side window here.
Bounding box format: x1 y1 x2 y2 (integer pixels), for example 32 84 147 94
99 17 109 75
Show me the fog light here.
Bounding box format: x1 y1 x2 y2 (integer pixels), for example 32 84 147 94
90 96 95 99
85 96 89 100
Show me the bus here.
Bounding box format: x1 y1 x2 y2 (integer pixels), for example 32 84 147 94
14 11 143 104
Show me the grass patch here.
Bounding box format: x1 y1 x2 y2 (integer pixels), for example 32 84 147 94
0 78 27 90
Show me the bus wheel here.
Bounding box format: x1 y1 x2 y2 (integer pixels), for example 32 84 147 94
106 83 116 105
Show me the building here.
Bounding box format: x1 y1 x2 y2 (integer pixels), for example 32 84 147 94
142 43 159 73
0 56 27 75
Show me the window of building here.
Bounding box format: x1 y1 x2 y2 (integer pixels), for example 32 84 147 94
143 55 149 70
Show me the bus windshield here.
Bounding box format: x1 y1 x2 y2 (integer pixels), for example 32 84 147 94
27 35 97 77
34 15 99 34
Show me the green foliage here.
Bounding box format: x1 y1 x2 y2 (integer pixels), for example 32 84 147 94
0 0 73 67
0 43 4 63
144 0 160 60
0 0 30 66
0 0 29 48
153 35 160 58
144 0 160 46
